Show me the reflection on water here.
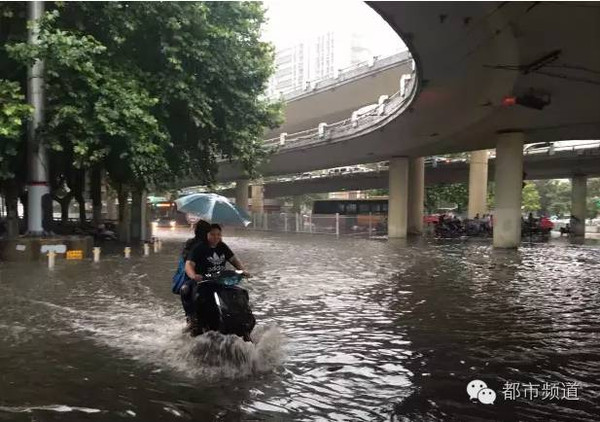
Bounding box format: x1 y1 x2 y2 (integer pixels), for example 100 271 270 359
0 229 599 421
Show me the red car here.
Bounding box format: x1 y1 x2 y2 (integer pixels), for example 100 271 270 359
423 214 440 224
539 217 554 231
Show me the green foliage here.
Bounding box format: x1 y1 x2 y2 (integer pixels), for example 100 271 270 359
365 189 389 197
522 182 541 212
532 180 570 216
51 1 282 184
7 10 170 188
0 79 31 180
2 1 281 192
586 178 600 218
425 183 468 213
486 181 495 211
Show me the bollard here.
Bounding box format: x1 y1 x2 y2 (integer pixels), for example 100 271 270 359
335 213 340 238
124 247 131 259
157 239 162 252
48 250 56 269
93 247 101 262
144 243 150 256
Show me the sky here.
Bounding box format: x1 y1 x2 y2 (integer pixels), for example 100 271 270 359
260 0 407 57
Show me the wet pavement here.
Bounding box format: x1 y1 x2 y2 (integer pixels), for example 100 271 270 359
0 228 599 421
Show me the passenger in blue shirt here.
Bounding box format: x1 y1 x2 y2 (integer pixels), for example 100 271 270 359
179 220 211 329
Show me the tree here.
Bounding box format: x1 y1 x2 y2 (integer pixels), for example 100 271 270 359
1 2 282 229
522 182 541 212
532 179 570 216
0 79 31 181
486 181 495 211
425 183 468 213
0 79 31 235
50 2 282 185
587 178 600 218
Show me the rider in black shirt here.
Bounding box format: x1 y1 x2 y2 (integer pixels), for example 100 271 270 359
185 223 250 281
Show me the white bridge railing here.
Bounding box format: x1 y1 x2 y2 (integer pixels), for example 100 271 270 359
246 211 387 238
263 62 418 153
269 51 411 102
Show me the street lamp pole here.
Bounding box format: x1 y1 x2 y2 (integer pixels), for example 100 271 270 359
27 1 49 235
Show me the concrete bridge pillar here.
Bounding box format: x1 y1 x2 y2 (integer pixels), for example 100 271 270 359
493 133 524 248
235 179 249 211
388 157 409 238
251 182 264 214
571 175 587 237
407 157 424 234
468 150 489 218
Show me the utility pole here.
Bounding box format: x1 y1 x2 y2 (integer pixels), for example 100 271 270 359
27 1 49 235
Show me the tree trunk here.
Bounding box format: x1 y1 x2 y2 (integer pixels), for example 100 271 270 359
70 168 87 224
19 192 28 230
90 167 102 226
118 184 130 243
60 194 72 223
75 194 86 224
5 184 20 238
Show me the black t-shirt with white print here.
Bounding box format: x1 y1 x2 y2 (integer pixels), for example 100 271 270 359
188 241 234 277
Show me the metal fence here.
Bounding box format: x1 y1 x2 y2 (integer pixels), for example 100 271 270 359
247 212 387 237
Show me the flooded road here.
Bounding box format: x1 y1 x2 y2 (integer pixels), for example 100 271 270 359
0 229 599 421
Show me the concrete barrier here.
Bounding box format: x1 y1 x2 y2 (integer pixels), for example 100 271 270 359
0 236 93 262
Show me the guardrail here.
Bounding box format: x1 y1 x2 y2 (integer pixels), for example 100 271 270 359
247 211 387 238
269 50 411 102
523 141 600 156
262 63 418 153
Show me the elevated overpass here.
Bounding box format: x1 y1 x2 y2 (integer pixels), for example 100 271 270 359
216 2 600 182
268 51 413 136
216 143 600 198
209 2 600 246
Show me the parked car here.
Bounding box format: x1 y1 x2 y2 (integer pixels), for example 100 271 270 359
423 214 440 224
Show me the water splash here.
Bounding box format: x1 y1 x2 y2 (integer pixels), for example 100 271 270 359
0 404 102 414
182 325 287 379
29 290 286 380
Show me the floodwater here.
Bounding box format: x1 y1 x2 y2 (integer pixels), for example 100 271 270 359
0 229 599 421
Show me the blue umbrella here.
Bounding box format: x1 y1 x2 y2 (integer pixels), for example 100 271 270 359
175 193 251 227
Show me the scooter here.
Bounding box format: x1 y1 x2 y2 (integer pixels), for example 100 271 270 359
190 270 255 342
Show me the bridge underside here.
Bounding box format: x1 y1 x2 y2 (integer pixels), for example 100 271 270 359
217 152 600 199
214 2 600 183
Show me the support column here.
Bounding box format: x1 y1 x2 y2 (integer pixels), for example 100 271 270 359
571 175 587 237
388 157 409 238
493 132 524 248
251 183 264 214
468 150 489 218
235 179 249 211
407 157 424 234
